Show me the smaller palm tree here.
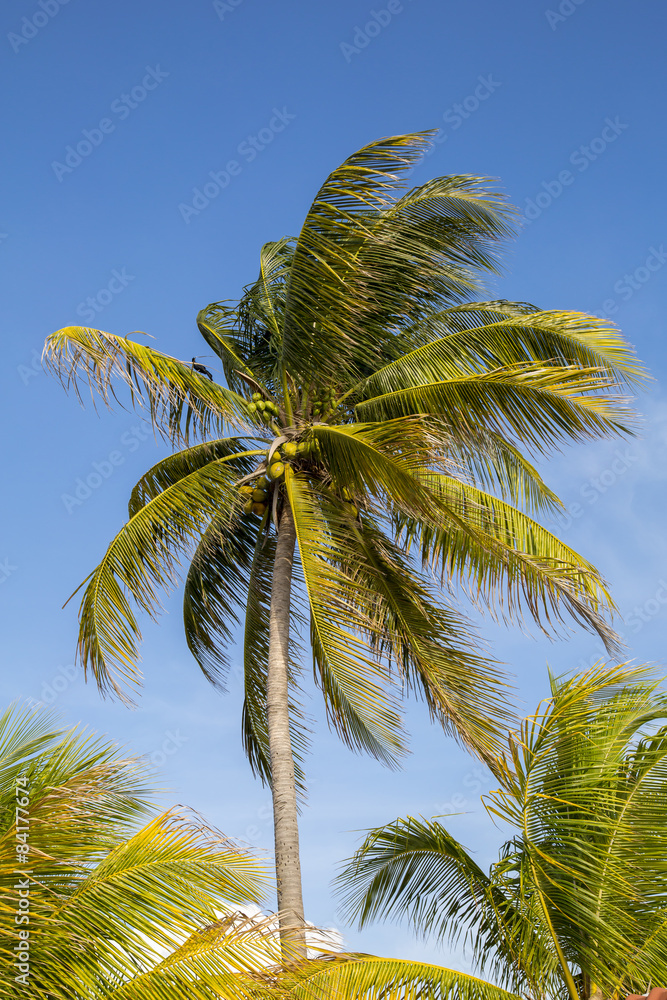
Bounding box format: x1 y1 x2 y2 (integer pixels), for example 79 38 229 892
336 663 667 1000
0 703 275 999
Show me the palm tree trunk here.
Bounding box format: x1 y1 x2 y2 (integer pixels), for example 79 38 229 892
266 500 306 959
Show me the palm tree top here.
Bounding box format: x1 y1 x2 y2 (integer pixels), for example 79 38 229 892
337 662 667 1000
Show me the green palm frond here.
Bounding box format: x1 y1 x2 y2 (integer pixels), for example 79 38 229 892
44 326 256 444
335 816 559 997
183 508 261 689
286 469 406 766
129 439 261 516
355 363 636 454
402 473 618 652
443 429 564 514
0 705 268 1000
313 496 513 760
279 953 522 1000
334 665 667 1000
281 134 515 385
358 308 645 396
197 237 295 396
486 662 667 996
107 916 283 1000
73 455 249 701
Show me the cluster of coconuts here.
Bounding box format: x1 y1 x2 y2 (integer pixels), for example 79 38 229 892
311 388 338 419
238 439 321 517
245 392 280 424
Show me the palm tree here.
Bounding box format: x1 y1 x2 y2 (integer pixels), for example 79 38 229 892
44 132 645 956
0 702 279 999
337 662 667 1000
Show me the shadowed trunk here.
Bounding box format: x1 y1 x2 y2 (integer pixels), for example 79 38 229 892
266 500 306 958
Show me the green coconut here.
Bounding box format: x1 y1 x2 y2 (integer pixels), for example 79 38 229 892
268 461 285 479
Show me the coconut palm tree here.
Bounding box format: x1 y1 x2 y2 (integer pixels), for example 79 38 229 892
0 702 278 999
337 662 667 1000
44 132 644 956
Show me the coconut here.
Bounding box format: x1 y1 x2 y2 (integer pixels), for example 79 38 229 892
243 500 253 514
252 488 268 502
246 402 257 414
239 485 254 496
252 502 267 515
268 461 285 479
252 392 262 401
282 441 298 457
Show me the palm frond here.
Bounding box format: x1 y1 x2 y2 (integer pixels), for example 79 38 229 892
73 455 246 702
44 326 257 444
285 469 407 766
401 472 619 652
487 663 667 996
335 816 558 996
129 439 261 516
279 953 523 1000
355 364 636 455
358 308 645 396
315 497 513 761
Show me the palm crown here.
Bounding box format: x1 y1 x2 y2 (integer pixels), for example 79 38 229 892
338 663 667 1000
45 132 645 949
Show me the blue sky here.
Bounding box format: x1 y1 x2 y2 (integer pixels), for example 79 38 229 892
1 0 666 965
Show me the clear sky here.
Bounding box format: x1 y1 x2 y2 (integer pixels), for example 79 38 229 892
1 0 666 967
